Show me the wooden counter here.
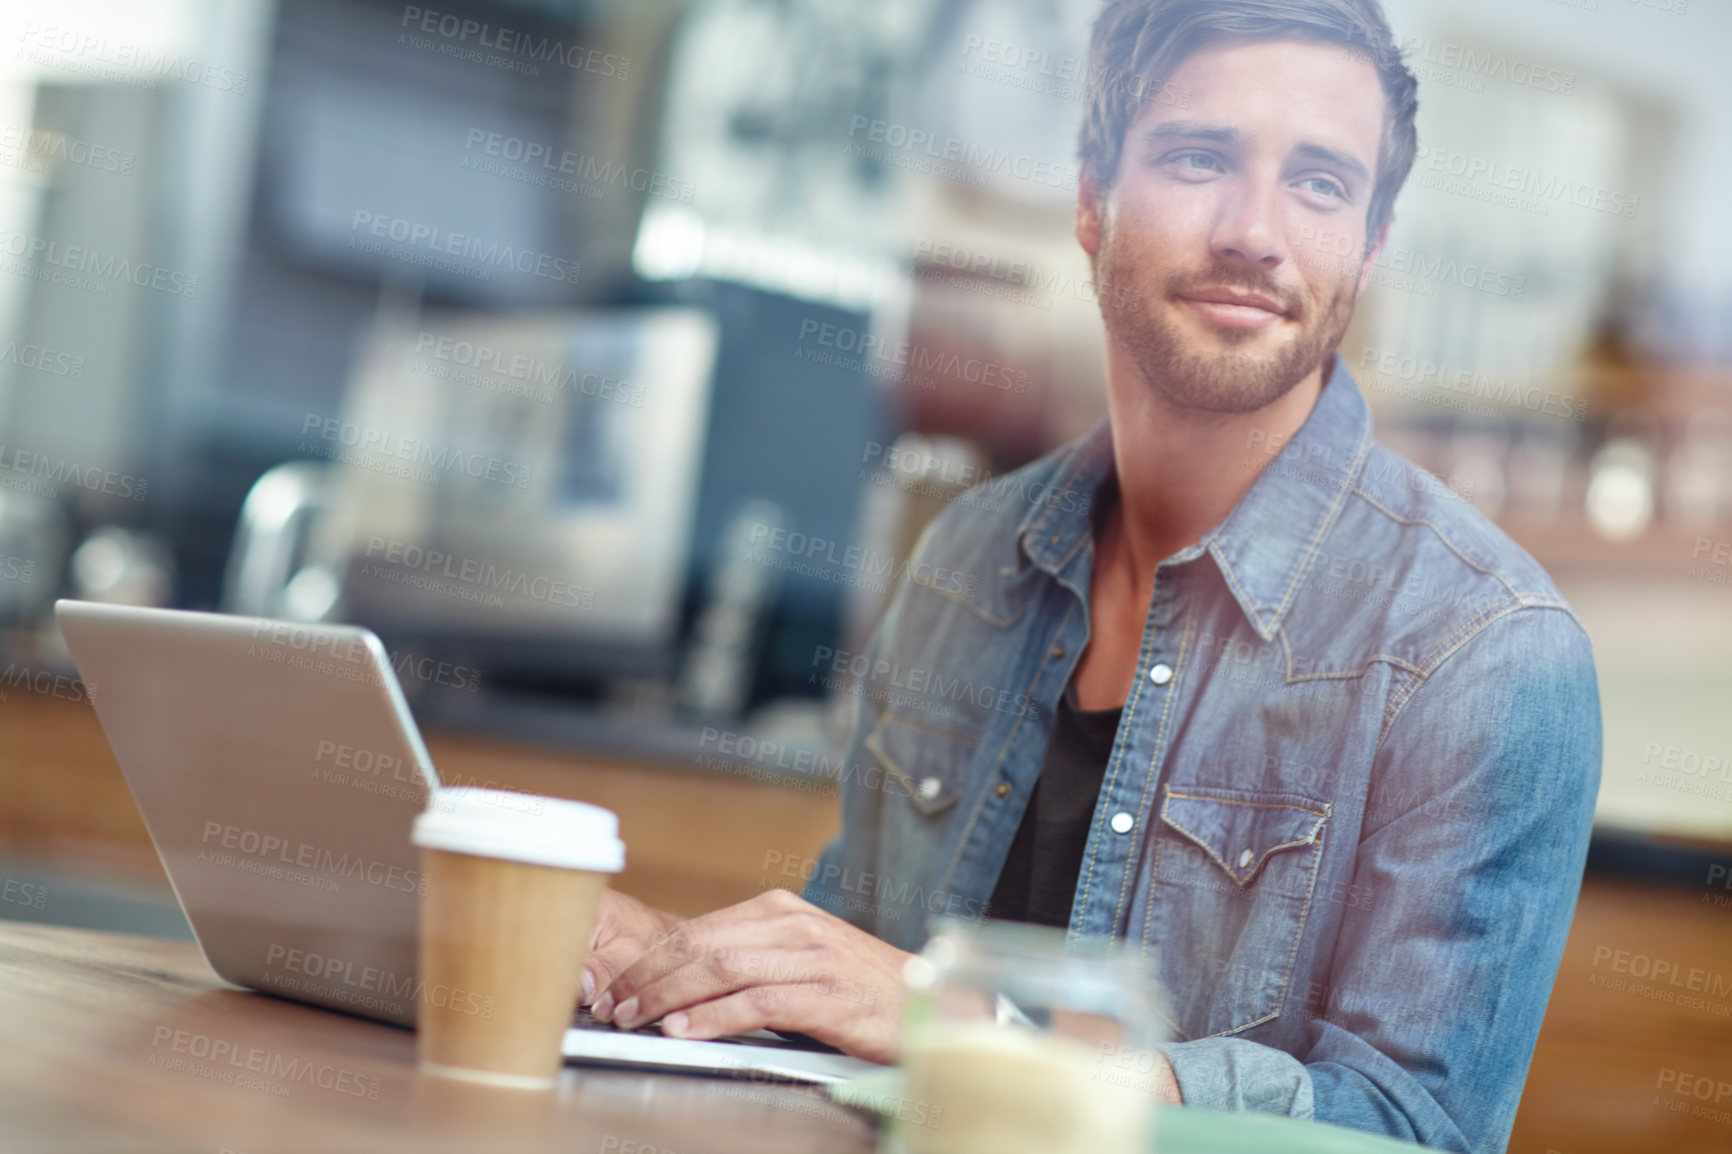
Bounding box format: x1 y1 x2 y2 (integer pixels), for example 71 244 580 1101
0 693 839 917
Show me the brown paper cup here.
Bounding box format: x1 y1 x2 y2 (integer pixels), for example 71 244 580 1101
411 788 624 1088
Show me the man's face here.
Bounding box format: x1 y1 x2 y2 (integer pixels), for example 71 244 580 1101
1079 37 1387 414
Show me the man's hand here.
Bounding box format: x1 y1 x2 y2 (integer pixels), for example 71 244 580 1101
582 889 685 1008
1148 1052 1183 1105
589 888 910 1064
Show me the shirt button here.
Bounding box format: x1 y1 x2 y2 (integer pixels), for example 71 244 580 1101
919 777 942 801
1237 849 1253 869
1148 663 1174 686
1110 812 1135 834
1050 642 1066 660
995 782 1012 799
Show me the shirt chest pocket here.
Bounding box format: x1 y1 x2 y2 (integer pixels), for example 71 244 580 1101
1146 786 1330 1040
858 713 983 944
865 713 979 818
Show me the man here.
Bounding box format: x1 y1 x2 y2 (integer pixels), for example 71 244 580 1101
583 0 1601 1149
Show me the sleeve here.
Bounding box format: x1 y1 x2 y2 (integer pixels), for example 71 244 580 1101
1160 605 1602 1152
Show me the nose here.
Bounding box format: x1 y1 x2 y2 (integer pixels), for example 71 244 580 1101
1209 172 1286 270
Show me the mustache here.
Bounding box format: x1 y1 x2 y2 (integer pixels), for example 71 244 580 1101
1166 266 1304 318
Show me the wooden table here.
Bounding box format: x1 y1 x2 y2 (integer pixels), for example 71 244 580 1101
0 921 876 1153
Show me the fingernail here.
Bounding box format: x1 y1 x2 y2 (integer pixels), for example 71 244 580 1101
581 970 594 1003
614 997 639 1028
664 1012 689 1037
593 991 615 1022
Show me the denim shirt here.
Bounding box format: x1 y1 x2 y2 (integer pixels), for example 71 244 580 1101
805 356 1601 1152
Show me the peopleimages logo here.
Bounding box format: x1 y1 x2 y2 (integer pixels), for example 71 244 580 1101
762 850 989 922
399 7 630 79
0 124 135 176
0 228 198 297
263 944 496 1019
247 619 482 694
1298 226 1530 299
1355 348 1586 423
912 239 1137 310
1412 143 1639 219
811 645 1033 719
746 522 979 597
1392 34 1575 95
0 663 93 704
0 339 84 378
198 821 426 895
1640 741 1732 784
696 727 936 804
795 319 1030 394
1590 945 1732 997
148 1026 380 1100
299 414 533 489
845 116 1077 190
0 444 148 502
361 535 596 610
411 332 644 407
1 876 48 910
314 740 419 785
461 129 693 204
1655 1068 1732 1128
1693 538 1732 568
859 440 1091 517
15 22 251 93
959 34 1083 82
1706 863 1732 913
347 211 581 284
310 739 427 805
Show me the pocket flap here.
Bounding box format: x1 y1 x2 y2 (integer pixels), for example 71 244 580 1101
864 713 977 817
1160 787 1329 886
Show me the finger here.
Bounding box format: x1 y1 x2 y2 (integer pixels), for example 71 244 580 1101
659 983 830 1042
662 981 904 1062
610 943 817 1030
583 933 659 1007
601 898 820 1026
601 925 806 1026
584 929 617 998
588 893 622 952
594 909 762 1021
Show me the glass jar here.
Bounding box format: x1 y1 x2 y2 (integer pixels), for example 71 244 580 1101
889 918 1168 1154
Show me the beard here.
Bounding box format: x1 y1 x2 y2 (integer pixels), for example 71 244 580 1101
1095 235 1358 415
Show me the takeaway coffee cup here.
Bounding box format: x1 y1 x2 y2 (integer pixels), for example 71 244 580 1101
411 787 625 1088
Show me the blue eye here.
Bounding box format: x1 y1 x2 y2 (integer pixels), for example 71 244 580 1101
1166 151 1222 176
1300 176 1346 200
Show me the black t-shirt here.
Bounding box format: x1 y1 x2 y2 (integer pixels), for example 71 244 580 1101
986 680 1123 928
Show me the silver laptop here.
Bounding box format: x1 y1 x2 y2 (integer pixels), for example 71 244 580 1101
55 600 873 1083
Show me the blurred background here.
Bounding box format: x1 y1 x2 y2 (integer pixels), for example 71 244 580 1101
0 0 1727 1150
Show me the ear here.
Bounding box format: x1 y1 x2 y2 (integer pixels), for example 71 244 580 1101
1355 219 1389 296
1076 169 1105 259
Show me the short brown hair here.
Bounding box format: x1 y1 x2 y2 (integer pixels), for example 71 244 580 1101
1079 0 1419 240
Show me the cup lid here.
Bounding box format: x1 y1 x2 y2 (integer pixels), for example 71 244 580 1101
412 787 625 873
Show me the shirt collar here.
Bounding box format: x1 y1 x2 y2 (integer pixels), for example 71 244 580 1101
1017 353 1373 642
1017 419 1115 597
